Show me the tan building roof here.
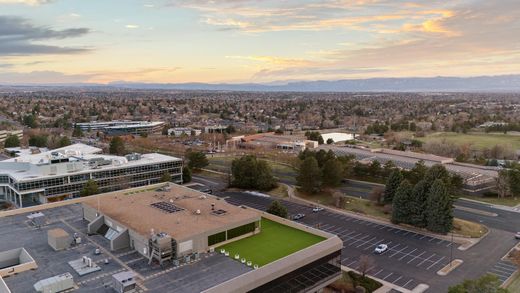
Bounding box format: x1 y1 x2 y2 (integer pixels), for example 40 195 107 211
83 184 260 241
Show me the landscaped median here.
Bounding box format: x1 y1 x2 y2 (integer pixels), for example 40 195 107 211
217 217 325 267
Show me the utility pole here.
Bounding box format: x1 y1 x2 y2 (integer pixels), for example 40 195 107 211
449 231 454 267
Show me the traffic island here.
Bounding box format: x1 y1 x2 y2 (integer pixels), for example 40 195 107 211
437 259 463 276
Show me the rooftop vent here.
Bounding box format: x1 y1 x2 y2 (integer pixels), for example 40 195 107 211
211 209 227 216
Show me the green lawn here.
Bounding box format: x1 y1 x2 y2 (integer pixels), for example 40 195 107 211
417 132 520 149
217 218 325 267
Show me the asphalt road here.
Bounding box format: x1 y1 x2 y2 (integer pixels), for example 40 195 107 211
340 179 520 233
192 175 520 292
219 191 518 292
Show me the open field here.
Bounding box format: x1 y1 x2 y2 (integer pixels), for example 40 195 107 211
207 155 298 184
507 273 520 292
417 132 520 150
217 218 324 267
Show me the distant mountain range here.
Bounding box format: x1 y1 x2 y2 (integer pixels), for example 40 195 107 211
2 75 520 92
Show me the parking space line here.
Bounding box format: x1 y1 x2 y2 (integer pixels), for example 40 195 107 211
356 237 377 248
428 237 436 242
350 235 371 245
427 256 445 270
394 229 402 234
399 248 417 261
373 269 384 277
347 260 357 267
390 246 408 258
417 253 436 267
402 279 414 288
393 276 402 284
492 267 515 275
402 231 411 236
378 225 387 230
407 251 426 264
383 273 393 280
419 235 427 240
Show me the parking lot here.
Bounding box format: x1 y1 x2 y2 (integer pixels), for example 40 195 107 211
224 190 520 292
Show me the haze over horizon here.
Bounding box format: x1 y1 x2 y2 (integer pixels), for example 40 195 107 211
0 0 519 85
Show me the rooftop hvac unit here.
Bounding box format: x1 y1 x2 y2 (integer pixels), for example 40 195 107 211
125 153 142 161
112 271 137 293
34 272 74 293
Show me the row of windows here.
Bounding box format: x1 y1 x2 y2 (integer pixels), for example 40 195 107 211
9 161 181 192
45 168 182 197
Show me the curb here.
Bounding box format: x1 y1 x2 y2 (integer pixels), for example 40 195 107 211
285 185 485 250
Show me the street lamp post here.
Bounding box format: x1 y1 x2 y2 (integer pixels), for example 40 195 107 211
450 231 454 267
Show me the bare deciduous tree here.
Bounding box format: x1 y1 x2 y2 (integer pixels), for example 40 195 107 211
358 255 375 278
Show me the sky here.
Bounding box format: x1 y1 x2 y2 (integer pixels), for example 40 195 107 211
0 0 519 84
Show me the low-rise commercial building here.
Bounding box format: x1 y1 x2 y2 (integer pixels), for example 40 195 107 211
74 121 164 136
0 144 182 208
167 128 202 137
0 130 23 145
0 183 342 293
320 132 355 143
227 133 318 151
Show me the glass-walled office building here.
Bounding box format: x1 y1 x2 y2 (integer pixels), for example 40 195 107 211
0 144 182 208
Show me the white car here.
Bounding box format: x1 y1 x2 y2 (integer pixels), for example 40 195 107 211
312 207 324 212
374 244 388 254
515 232 520 240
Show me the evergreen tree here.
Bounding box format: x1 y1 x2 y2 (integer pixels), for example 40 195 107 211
58 136 71 148
231 155 276 191
408 160 428 184
81 180 99 197
391 180 413 224
409 180 429 228
424 164 450 187
4 135 20 148
187 151 209 169
109 136 126 155
297 156 322 193
266 200 288 218
383 170 403 203
72 125 83 137
322 158 343 187
160 172 171 182
426 179 454 234
182 166 192 183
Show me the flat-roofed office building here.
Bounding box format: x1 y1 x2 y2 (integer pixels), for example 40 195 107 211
0 144 182 208
74 121 164 136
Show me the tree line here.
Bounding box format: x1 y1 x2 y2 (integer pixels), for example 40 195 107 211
385 164 460 234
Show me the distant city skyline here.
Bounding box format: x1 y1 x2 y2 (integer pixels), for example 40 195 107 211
0 0 519 84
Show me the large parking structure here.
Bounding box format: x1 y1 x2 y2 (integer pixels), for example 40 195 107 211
218 217 325 267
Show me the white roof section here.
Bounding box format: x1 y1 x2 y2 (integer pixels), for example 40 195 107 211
104 121 164 129
4 143 102 164
0 143 181 182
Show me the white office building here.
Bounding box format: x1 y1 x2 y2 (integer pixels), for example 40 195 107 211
0 144 182 208
74 121 164 136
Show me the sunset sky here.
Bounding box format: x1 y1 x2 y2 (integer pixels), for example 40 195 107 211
0 0 518 84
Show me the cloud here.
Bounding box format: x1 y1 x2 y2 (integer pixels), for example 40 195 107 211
125 24 139 29
0 0 53 5
0 16 91 56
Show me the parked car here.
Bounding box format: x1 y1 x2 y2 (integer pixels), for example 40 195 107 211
374 244 388 254
515 232 520 240
312 207 324 212
293 213 305 220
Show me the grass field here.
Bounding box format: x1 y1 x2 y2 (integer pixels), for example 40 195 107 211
207 155 298 184
417 132 520 149
507 273 520 292
217 218 325 267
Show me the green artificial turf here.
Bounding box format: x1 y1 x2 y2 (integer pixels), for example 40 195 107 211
217 218 325 267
